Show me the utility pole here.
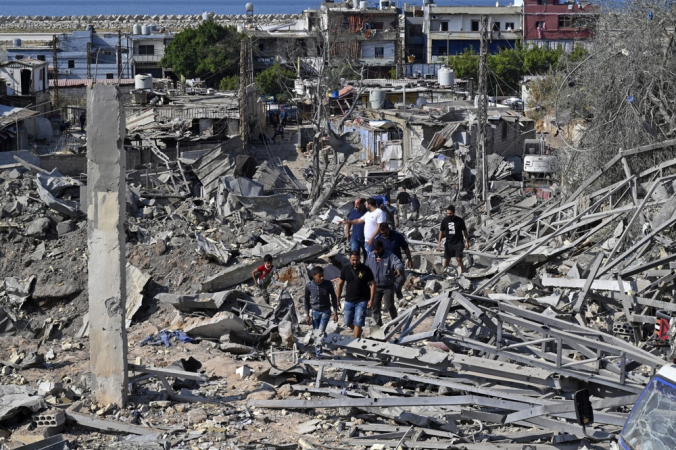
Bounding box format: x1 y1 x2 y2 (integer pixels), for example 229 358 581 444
117 30 122 80
52 35 59 110
238 38 252 152
87 42 92 79
476 15 489 205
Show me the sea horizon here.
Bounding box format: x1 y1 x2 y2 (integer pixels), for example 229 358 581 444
3 0 507 18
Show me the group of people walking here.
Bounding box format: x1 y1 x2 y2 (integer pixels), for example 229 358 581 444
253 190 470 351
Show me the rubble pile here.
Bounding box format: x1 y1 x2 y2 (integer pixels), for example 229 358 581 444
1 118 676 450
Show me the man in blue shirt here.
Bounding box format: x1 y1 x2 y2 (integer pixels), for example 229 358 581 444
376 223 412 300
345 198 367 259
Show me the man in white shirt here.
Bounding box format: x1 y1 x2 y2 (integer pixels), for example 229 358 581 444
340 198 386 255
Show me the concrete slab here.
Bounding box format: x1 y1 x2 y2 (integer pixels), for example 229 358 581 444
183 311 245 339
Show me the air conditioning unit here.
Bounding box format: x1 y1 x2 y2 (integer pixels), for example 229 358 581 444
62 69 71 74
432 15 438 19
568 4 573 9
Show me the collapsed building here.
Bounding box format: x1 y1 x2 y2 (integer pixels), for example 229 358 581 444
0 31 675 450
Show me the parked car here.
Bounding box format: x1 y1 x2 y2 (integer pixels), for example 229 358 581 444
501 97 523 107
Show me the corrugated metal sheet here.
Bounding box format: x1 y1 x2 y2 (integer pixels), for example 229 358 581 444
0 105 38 129
49 79 135 87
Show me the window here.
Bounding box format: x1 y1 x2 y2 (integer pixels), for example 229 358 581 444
37 55 46 61
15 55 23 60
536 21 545 29
471 20 480 31
493 22 501 31
558 15 586 28
68 60 75 68
437 47 447 56
106 74 114 79
505 22 515 30
537 0 547 4
502 122 508 139
441 21 449 31
138 45 155 55
372 22 384 30
375 47 384 59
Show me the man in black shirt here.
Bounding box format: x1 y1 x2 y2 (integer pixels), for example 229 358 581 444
396 188 411 221
336 251 375 338
437 205 470 274
376 223 412 300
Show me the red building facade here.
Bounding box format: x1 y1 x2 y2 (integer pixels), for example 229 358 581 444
523 0 596 51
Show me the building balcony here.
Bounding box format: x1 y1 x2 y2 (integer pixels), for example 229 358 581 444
429 30 522 40
358 57 396 66
132 54 164 63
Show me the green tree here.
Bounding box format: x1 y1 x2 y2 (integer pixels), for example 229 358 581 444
219 75 239 91
489 48 523 95
160 20 243 88
447 48 479 84
567 44 589 62
447 44 563 95
255 63 296 98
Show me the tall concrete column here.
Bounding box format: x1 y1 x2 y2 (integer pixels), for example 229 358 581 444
86 84 128 407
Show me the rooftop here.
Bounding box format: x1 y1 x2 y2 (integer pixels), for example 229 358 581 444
0 58 49 68
0 104 39 128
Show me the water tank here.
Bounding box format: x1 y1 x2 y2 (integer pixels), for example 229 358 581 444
151 24 158 31
416 97 428 107
438 67 455 87
369 89 386 109
135 74 153 90
141 24 151 35
13 38 21 47
202 11 214 20
359 0 367 9
294 78 305 96
133 24 142 35
245 2 254 12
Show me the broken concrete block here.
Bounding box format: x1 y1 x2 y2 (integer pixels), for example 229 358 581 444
157 289 244 311
30 242 46 262
125 263 151 328
56 220 76 236
219 334 254 355
424 279 442 294
278 320 294 347
3 275 36 304
25 217 51 238
183 311 245 339
247 382 277 401
296 418 321 435
1 200 23 218
236 366 252 379
187 407 208 424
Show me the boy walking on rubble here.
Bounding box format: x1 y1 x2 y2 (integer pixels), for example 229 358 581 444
252 254 278 304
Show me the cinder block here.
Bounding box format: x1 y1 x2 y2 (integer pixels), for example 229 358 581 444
33 409 65 427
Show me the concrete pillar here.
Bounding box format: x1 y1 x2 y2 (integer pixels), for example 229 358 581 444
86 84 128 407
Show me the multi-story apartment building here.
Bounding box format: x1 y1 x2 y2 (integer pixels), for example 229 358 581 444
414 3 523 63
245 1 401 79
2 27 174 81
